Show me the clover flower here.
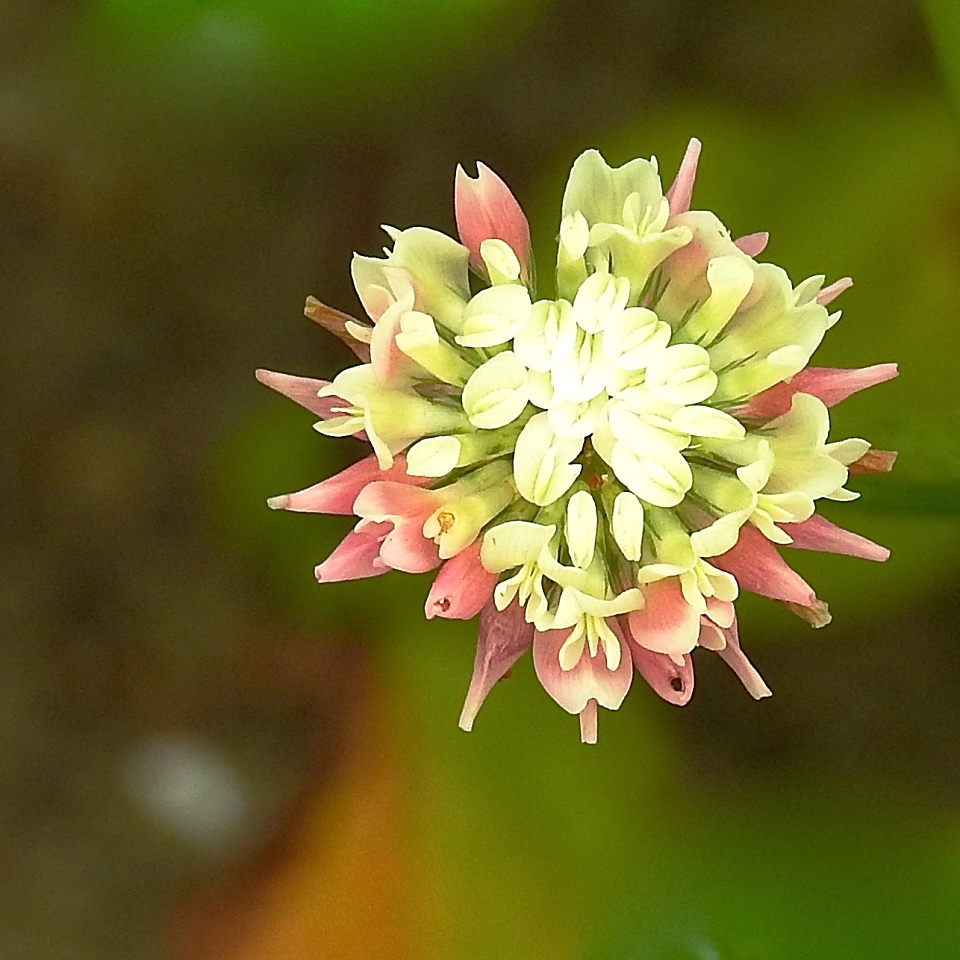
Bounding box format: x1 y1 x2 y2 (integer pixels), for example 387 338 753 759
260 141 897 743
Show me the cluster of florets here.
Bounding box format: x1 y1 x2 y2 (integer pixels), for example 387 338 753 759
260 141 896 742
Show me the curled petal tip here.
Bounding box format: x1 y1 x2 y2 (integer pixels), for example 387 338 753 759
458 707 477 732
579 700 599 744
781 598 832 628
266 495 289 510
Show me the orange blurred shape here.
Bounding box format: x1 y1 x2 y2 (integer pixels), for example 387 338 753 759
169 691 418 960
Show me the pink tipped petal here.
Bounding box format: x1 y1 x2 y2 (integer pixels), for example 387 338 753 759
848 449 898 476
816 277 853 305
256 369 339 419
304 296 371 362
459 602 534 731
737 363 899 419
425 542 497 620
579 700 599 744
533 628 632 715
665 137 701 216
455 162 532 280
268 454 426 515
314 523 392 582
625 578 702 659
712 525 817 608
353 480 440 519
714 617 772 699
781 513 890 562
379 526 440 574
734 231 769 256
627 636 695 706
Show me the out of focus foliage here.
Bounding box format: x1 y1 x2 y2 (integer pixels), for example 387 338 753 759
78 0 544 116
925 0 960 113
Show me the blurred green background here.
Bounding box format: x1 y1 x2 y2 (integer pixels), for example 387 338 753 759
4 0 960 957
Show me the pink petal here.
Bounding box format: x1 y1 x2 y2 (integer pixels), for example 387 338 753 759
354 481 442 574
665 137 701 216
353 480 441 519
533 627 632 715
737 363 899 419
734 231 769 256
625 578 701 658
255 369 338 418
314 523 392 582
817 277 852 305
627 636 695 706
455 162 532 280
267 454 426 515
459 602 533 731
781 513 889 562
712 525 818 608
713 616 772 699
425 542 497 620
379 527 440 574
303 296 371 362
848 449 897 476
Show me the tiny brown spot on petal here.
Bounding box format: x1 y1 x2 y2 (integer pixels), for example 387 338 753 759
670 676 684 692
437 511 456 533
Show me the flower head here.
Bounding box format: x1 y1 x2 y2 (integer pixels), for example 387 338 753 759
261 141 897 743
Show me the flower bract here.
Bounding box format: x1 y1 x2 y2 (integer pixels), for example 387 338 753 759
260 140 897 743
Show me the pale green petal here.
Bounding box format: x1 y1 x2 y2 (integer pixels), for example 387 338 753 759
513 413 583 506
481 520 556 572
612 491 645 561
405 436 462 477
455 284 531 348
380 225 471 330
480 238 522 285
608 442 693 508
395 311 474 385
462 351 529 429
679 255 755 346
671 405 745 440
602 307 671 371
561 150 665 229
645 344 718 406
565 490 598 569
515 299 573 374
